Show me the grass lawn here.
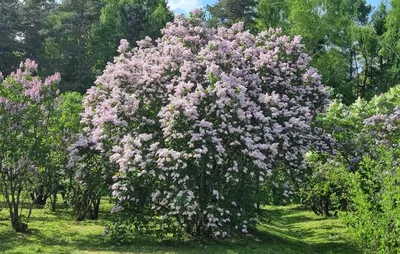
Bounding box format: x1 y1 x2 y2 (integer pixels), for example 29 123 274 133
0 203 361 254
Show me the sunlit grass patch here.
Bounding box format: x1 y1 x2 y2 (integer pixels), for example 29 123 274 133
0 204 360 254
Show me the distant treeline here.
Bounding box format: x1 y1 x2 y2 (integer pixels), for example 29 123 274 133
1 0 399 103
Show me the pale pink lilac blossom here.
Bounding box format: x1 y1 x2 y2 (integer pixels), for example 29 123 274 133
77 11 329 237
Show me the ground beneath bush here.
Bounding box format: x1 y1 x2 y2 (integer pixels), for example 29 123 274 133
0 203 360 254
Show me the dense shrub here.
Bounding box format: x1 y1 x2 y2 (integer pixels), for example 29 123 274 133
342 149 400 254
301 153 351 216
67 134 113 221
302 85 400 252
302 86 400 216
342 95 400 253
77 10 329 238
301 99 366 216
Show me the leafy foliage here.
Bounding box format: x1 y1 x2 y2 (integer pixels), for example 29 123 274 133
301 84 400 252
207 0 257 29
342 150 400 254
88 0 173 84
43 0 104 92
0 0 23 73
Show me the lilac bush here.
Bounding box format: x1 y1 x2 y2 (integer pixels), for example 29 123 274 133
79 11 329 237
0 60 60 231
67 133 113 221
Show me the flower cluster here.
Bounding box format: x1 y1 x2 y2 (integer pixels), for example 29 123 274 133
0 59 61 165
363 106 400 146
0 60 60 115
79 11 329 237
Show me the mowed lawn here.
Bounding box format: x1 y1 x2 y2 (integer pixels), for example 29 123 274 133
0 203 361 254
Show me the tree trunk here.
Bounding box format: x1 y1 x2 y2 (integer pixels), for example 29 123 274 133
349 49 353 81
89 197 101 220
34 193 48 206
10 208 27 232
51 192 57 211
380 55 384 91
323 196 330 217
75 190 91 221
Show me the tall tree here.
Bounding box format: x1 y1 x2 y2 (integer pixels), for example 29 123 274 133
88 0 173 79
256 0 376 103
0 0 22 73
255 0 289 31
207 0 257 29
0 0 58 74
382 0 400 87
372 2 388 36
44 0 104 92
371 1 390 92
352 25 380 98
21 0 58 69
287 0 372 103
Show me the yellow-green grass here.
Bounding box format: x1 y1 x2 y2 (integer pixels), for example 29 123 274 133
0 203 361 254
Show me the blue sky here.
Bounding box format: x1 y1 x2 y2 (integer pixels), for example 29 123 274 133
169 0 384 15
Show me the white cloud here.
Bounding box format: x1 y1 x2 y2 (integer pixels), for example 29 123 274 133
168 0 203 15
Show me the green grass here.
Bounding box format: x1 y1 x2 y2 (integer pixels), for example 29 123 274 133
0 203 361 254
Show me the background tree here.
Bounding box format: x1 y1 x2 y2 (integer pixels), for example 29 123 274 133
0 0 58 75
88 0 173 80
381 0 400 89
20 0 58 69
255 0 289 31
254 0 381 103
43 0 103 92
0 0 22 73
288 0 372 103
371 2 390 92
207 0 257 29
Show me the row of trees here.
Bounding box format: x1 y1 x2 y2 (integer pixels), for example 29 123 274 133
0 0 173 93
2 0 400 103
208 0 400 104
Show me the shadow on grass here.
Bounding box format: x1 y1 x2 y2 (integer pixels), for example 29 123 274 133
0 205 361 254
